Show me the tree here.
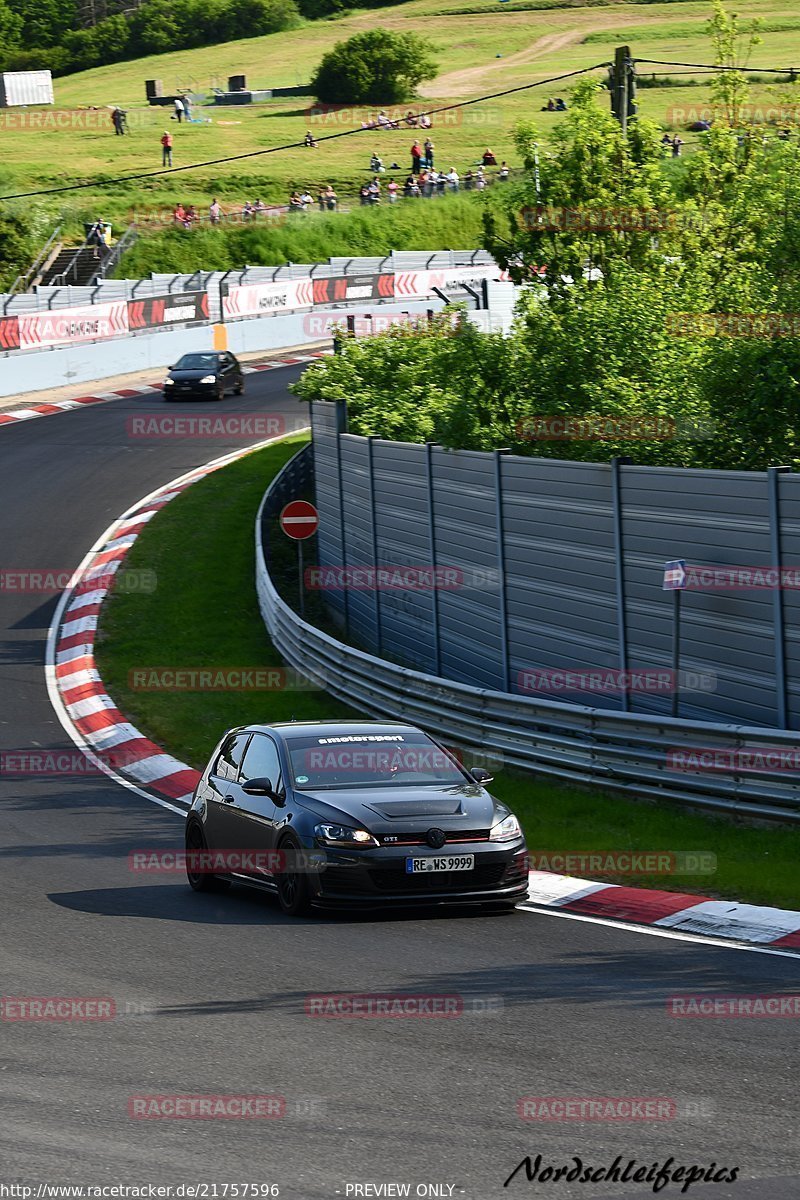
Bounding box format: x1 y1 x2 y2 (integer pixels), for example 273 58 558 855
312 29 436 105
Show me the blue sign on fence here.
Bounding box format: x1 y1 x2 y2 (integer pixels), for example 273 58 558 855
663 560 687 591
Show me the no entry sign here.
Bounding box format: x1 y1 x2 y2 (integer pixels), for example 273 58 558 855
280 500 319 541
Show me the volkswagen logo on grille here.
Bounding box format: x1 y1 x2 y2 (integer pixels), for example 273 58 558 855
425 827 446 849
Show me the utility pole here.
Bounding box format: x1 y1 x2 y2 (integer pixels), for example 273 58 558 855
610 46 636 132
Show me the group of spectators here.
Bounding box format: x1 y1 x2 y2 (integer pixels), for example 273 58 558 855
661 133 685 157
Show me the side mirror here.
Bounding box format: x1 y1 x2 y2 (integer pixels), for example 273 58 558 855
242 776 275 797
470 767 494 785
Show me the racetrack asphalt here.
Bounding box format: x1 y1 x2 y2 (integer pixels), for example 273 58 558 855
0 366 798 1199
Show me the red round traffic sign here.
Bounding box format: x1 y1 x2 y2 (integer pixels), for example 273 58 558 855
279 500 319 541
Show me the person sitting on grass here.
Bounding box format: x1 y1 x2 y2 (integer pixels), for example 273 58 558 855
482 147 497 166
304 130 317 147
370 152 385 173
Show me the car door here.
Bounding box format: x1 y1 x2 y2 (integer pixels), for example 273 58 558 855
204 730 252 850
227 732 284 883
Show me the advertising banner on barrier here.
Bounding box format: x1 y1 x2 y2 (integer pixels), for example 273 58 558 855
18 301 129 350
0 315 20 351
312 274 395 305
127 291 208 330
393 265 502 299
221 278 313 320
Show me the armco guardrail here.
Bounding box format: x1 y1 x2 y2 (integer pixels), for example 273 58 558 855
256 447 800 824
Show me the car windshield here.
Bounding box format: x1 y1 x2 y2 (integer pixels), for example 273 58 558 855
286 731 467 789
174 354 219 370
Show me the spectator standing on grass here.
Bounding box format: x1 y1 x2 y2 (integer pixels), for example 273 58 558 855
446 166 459 192
498 161 509 180
173 97 184 123
368 177 381 204
464 169 474 190
411 139 422 173
300 189 314 210
111 107 125 135
183 95 192 121
209 198 221 224
318 186 327 212
424 137 434 168
242 200 254 221
387 178 398 203
475 167 486 190
360 182 371 206
161 130 173 166
672 134 683 157
324 184 338 210
289 191 303 212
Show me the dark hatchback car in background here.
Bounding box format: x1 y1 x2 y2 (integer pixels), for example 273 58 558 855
185 721 529 916
163 351 244 401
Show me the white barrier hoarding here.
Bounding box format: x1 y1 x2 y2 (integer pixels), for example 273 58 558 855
18 301 129 350
222 278 314 319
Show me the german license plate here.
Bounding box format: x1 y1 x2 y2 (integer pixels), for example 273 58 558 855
405 855 475 873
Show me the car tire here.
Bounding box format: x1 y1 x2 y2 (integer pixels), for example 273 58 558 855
275 834 312 917
215 384 225 401
234 380 244 395
185 819 231 893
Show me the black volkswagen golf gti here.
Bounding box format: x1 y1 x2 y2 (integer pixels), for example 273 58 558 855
185 721 529 915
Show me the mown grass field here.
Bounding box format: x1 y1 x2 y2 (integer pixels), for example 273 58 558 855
96 437 800 910
3 0 800 243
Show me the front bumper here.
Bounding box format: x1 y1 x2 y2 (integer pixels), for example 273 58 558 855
309 840 529 909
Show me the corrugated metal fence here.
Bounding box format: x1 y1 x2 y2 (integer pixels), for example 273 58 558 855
257 445 800 822
311 401 800 732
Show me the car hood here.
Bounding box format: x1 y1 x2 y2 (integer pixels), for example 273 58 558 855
294 783 498 833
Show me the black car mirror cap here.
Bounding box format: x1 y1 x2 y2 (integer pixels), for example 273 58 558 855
470 767 494 785
242 776 275 797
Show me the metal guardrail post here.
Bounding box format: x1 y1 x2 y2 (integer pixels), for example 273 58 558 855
426 441 441 676
367 435 382 657
335 399 350 639
769 465 791 729
611 456 632 712
494 449 511 693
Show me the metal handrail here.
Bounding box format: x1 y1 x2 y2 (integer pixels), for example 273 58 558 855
256 446 800 825
9 226 62 295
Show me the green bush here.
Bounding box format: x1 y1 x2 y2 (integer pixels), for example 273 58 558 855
312 29 437 104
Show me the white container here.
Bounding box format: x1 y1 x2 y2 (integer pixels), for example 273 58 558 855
0 71 55 107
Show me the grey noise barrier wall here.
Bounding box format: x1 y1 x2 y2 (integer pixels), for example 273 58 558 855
257 442 800 823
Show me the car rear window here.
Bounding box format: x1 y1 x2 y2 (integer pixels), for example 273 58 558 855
285 731 466 789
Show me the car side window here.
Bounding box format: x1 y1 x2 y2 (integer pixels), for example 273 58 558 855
240 734 283 791
214 732 251 782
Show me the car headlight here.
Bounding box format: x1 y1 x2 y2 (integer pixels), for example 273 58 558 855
489 812 522 842
314 822 379 848
199 374 216 384
164 378 174 385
